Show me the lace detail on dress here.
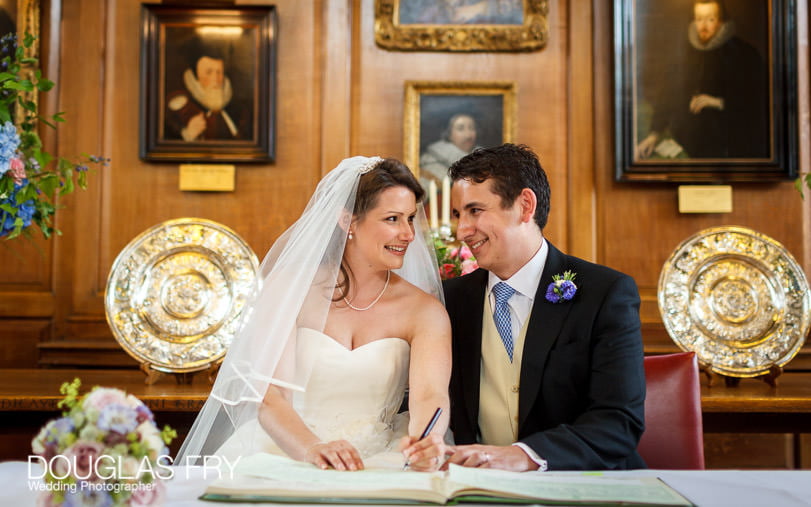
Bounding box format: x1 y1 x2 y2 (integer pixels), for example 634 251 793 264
295 329 410 457
307 412 406 458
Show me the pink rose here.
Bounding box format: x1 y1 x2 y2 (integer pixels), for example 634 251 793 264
459 246 473 260
461 259 478 275
63 440 104 481
9 157 25 184
82 387 128 411
449 247 459 258
129 479 166 506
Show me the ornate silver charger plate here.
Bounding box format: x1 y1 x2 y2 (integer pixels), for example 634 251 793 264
658 226 810 377
105 218 260 373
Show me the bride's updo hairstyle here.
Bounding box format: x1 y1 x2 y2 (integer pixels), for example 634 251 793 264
336 158 425 300
354 158 425 216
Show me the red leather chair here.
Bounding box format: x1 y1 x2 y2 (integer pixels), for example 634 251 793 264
638 352 705 469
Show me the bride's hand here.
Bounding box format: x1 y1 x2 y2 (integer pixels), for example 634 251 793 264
304 440 364 471
399 434 451 472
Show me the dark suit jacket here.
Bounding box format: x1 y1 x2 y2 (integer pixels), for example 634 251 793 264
443 241 646 470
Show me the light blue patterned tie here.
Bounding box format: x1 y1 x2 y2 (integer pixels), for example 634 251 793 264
492 282 516 362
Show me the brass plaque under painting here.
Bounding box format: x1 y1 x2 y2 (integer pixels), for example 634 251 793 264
658 226 810 377
104 218 260 373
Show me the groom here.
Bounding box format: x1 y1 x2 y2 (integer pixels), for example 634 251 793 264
441 143 645 471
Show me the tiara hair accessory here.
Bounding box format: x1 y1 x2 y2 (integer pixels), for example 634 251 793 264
358 156 383 175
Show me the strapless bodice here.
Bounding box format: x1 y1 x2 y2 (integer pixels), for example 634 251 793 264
216 328 411 460
292 329 410 456
293 329 409 420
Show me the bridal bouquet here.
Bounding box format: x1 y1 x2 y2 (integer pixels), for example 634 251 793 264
30 378 176 506
0 32 106 239
434 237 478 279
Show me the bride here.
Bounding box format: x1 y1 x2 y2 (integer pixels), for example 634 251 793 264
177 156 451 472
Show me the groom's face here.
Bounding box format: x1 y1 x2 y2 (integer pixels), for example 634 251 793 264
451 178 526 279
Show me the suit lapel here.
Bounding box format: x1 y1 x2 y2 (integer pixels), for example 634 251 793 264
518 242 575 427
456 269 488 433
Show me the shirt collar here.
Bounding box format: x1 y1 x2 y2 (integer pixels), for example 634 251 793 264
487 238 548 300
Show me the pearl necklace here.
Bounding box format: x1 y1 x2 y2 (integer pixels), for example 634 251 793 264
343 270 390 311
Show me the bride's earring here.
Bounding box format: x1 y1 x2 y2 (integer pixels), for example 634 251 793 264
348 231 353 240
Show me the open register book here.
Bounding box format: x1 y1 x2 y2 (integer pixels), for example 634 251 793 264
201 453 693 505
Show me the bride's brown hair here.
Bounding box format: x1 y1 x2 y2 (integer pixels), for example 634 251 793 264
335 158 425 301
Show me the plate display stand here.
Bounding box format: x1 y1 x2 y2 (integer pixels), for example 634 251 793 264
701 364 783 388
140 362 221 385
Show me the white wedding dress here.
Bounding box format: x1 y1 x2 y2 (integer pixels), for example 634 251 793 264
215 328 411 461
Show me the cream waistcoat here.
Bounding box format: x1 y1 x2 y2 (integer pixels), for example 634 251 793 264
478 297 530 445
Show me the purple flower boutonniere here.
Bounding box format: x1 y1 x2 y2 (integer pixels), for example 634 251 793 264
545 270 577 303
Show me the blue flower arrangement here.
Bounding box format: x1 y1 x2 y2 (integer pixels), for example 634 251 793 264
545 270 578 303
0 32 107 239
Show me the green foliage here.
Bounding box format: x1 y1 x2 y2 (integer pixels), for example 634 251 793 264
57 377 83 413
794 173 811 200
0 33 107 239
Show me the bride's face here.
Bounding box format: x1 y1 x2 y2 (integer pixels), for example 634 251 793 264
346 185 418 271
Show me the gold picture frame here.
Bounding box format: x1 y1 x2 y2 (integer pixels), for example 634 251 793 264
375 0 548 52
403 81 516 183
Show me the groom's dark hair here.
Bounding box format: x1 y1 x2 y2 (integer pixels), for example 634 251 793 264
448 143 550 231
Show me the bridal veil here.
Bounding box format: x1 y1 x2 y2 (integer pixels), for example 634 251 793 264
176 156 443 463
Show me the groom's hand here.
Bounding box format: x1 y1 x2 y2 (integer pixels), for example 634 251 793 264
399 434 450 472
304 440 364 471
443 444 539 472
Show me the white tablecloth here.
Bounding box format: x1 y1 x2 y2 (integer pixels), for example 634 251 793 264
2 461 810 506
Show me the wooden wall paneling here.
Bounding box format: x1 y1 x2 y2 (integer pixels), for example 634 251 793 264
802 433 811 468
796 0 810 369
0 0 60 326
352 0 570 247
52 0 107 344
43 1 324 366
7 0 808 367
567 0 596 261
0 292 53 318
0 319 50 368
592 0 811 361
321 0 352 172
704 433 795 469
803 0 811 272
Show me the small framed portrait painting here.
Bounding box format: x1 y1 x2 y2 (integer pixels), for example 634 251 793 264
139 4 277 163
403 81 516 185
375 0 548 52
615 0 797 182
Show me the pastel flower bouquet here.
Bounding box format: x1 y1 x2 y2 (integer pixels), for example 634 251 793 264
31 378 176 506
0 33 106 239
434 237 478 280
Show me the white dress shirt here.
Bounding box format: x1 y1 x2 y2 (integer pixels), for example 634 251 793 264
484 238 549 471
486 238 548 336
